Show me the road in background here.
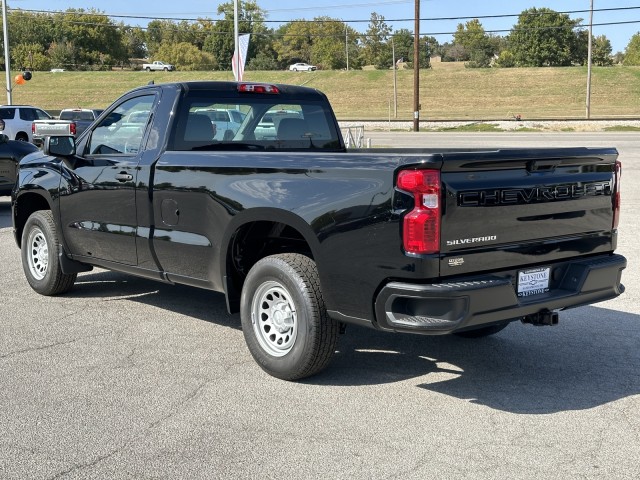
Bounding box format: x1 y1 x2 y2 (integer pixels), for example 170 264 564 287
1 132 638 479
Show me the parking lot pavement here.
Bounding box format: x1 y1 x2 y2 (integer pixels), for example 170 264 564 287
1 133 639 479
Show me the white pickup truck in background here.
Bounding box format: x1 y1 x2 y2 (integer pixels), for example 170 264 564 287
32 108 102 147
142 61 175 71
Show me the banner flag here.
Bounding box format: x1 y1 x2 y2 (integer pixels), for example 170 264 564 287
232 34 250 81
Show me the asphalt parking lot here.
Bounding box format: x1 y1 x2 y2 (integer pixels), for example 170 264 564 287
1 132 638 479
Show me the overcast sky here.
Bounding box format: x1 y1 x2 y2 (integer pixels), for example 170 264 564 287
12 0 640 53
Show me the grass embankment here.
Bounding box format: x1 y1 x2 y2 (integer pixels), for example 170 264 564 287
9 62 640 121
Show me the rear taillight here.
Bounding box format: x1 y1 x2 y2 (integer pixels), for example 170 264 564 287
613 160 621 229
0 119 4 131
397 169 441 254
70 122 77 135
31 122 35 134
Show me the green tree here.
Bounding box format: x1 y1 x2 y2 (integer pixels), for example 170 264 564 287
48 41 76 69
202 1 268 71
272 21 314 65
592 35 613 66
508 8 583 67
154 42 215 70
11 43 51 71
121 26 147 60
360 12 391 67
56 9 126 68
453 19 501 67
7 10 55 48
623 32 640 65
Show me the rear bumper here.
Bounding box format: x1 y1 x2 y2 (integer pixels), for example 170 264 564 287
374 254 627 334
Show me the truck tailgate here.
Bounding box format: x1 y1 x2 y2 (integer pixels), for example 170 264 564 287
438 148 619 277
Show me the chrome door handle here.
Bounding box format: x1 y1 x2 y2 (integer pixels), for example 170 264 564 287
115 173 133 182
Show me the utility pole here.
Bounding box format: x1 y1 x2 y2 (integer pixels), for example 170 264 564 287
345 24 349 71
413 0 420 132
2 0 12 105
233 0 240 81
392 37 397 118
586 0 594 119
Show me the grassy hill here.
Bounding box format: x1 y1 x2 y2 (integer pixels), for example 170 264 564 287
8 62 640 121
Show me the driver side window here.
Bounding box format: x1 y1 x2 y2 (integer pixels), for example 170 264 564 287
87 95 154 155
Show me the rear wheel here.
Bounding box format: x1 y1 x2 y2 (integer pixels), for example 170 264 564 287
15 132 28 142
21 211 76 295
240 253 339 381
145 67 151 72
454 322 509 338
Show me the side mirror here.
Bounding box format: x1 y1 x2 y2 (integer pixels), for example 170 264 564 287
44 135 76 156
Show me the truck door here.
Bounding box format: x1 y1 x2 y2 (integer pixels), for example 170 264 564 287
59 94 156 266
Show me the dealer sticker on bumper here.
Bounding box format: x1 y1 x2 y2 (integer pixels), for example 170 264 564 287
517 267 551 297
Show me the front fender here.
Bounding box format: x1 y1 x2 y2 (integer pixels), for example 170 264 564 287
12 155 62 248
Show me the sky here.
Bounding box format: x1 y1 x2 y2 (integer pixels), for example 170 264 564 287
11 0 640 53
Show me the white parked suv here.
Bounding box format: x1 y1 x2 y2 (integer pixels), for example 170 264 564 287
289 62 317 72
0 105 52 142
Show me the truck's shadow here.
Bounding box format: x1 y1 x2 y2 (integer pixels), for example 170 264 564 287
0 197 12 229
70 269 637 414
319 306 640 414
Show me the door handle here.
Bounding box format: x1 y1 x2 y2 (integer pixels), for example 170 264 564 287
115 172 133 182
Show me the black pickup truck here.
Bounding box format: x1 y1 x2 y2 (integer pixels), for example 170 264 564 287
11 81 626 380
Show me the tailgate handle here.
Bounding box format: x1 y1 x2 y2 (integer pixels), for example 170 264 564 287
527 160 559 172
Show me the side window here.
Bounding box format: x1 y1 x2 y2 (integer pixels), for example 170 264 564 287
19 108 35 121
87 95 154 155
0 108 15 120
35 109 51 120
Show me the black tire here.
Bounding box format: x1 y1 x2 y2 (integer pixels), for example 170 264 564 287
145 67 151 72
21 211 76 295
163 67 168 71
240 253 339 381
15 132 28 142
454 322 509 338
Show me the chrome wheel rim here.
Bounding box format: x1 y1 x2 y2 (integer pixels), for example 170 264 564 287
251 281 297 357
26 226 49 280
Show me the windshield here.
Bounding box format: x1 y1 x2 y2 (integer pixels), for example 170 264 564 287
169 93 342 152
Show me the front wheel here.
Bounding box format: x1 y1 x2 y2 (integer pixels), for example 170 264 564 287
21 211 76 295
240 253 339 381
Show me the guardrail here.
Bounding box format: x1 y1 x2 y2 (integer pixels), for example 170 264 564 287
341 125 371 148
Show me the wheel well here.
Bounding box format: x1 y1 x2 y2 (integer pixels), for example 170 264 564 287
15 131 29 141
14 193 51 248
225 221 313 313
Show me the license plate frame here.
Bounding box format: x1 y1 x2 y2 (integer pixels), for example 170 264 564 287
517 267 551 297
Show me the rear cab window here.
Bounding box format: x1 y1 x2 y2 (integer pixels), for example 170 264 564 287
169 88 342 152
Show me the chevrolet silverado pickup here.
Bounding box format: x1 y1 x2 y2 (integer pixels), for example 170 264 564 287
11 81 626 380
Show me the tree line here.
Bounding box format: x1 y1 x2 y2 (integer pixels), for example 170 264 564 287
4 2 640 71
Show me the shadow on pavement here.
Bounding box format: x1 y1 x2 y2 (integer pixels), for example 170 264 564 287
0 197 11 229
312 305 639 414
58 269 639 413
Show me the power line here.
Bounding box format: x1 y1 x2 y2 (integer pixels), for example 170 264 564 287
12 5 640 26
